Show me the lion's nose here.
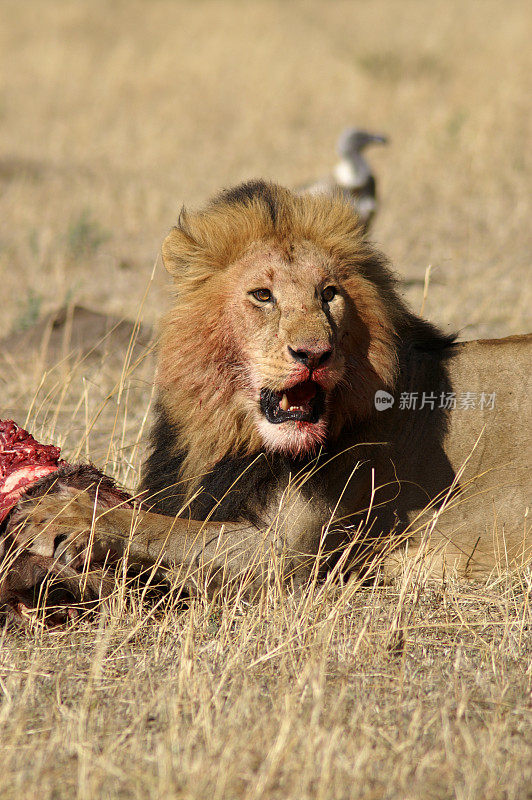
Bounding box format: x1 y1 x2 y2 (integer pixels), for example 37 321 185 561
288 343 332 371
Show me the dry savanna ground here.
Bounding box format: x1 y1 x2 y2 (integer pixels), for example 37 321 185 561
0 1 531 798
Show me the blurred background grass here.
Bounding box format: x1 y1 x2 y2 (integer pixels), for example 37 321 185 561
1 0 530 341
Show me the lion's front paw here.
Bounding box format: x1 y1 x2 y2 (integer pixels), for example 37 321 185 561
1 492 117 624
5 491 102 569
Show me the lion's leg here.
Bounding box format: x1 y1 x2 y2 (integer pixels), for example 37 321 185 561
5 491 270 597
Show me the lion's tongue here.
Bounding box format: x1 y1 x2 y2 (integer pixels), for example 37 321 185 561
281 381 317 410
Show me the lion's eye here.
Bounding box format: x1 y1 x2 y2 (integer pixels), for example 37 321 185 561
250 289 272 303
321 286 337 303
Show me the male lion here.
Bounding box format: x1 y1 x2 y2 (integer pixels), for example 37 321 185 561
2 181 531 607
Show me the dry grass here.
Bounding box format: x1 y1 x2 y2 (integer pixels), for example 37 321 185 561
0 570 530 800
1 1 531 798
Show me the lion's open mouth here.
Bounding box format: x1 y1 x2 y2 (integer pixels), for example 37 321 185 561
259 381 325 425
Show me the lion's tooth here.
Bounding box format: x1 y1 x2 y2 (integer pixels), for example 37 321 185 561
280 393 289 411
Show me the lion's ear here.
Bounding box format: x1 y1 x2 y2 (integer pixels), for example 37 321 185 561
161 209 201 277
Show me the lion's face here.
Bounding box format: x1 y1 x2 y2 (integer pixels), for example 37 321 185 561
224 240 351 455
159 182 402 471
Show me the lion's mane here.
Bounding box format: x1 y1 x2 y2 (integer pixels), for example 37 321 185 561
141 181 451 514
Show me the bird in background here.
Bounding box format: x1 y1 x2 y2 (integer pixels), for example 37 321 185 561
301 127 388 232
